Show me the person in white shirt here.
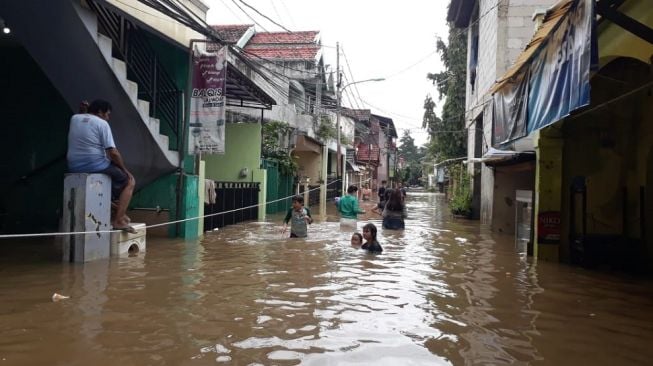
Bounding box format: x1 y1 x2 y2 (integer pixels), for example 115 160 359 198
67 100 135 233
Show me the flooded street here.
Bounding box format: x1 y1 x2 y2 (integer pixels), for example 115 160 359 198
2 192 653 365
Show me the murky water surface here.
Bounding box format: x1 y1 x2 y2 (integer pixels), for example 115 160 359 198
2 192 653 365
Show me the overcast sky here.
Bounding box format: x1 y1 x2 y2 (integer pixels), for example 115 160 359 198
206 0 450 147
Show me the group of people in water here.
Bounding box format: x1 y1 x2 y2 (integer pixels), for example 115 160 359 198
282 180 408 254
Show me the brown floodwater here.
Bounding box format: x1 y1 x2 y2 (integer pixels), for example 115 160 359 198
1 192 653 365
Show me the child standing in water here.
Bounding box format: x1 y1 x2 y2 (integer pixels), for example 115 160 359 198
350 232 363 247
361 223 383 252
282 196 313 238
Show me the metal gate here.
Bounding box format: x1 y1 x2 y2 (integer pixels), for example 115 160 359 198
263 159 294 214
204 182 259 231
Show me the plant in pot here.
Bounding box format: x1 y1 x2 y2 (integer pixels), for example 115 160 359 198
449 164 472 218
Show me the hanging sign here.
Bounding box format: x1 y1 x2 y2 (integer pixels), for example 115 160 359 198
189 46 227 154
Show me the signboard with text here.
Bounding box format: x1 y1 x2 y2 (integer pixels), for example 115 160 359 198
538 211 561 243
189 46 227 155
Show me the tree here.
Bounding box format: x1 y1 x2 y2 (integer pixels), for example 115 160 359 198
425 20 467 161
397 130 425 185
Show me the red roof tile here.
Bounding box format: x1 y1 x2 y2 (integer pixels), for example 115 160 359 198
211 24 253 44
243 31 321 61
244 45 320 60
249 31 319 44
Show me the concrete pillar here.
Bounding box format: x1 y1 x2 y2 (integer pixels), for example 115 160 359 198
254 168 266 222
534 130 564 261
319 144 328 219
62 173 111 262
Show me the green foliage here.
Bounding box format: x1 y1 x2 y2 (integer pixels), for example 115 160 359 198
425 21 467 162
262 120 298 176
316 115 337 142
449 164 472 217
398 130 425 185
340 134 353 146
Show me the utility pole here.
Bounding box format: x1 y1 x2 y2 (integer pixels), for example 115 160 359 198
336 42 343 195
317 54 326 219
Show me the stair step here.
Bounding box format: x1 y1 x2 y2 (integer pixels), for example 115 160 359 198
148 117 161 133
124 80 138 104
97 33 112 66
111 58 127 82
137 99 150 120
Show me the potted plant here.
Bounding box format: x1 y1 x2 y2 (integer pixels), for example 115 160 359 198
449 164 472 218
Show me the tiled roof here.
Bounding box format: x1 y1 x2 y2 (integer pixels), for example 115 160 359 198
211 24 253 44
243 31 321 61
249 31 319 44
244 45 320 61
371 114 397 138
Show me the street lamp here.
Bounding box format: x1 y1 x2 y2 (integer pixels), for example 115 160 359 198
336 77 385 194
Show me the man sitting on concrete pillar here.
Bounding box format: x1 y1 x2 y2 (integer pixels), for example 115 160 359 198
67 99 136 233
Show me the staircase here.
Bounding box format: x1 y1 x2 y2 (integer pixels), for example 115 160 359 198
0 0 180 188
78 1 179 167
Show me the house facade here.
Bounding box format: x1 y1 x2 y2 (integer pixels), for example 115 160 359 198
452 0 653 270
449 0 555 234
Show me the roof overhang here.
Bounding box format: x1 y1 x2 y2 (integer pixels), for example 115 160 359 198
226 60 276 110
346 161 361 172
467 148 536 167
293 134 322 154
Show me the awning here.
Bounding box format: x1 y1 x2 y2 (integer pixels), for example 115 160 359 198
346 161 361 172
294 134 322 154
467 148 535 166
490 0 596 143
226 60 276 110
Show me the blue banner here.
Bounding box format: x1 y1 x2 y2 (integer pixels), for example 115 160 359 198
527 0 596 133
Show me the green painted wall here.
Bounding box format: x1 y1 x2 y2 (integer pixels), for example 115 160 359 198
143 33 189 153
130 173 177 237
204 123 262 181
203 123 265 221
0 44 71 233
181 174 199 239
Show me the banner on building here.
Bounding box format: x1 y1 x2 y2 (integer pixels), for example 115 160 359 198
189 46 227 155
493 70 529 146
492 0 597 145
527 0 596 133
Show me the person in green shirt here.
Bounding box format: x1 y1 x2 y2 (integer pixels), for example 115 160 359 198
338 185 365 228
282 195 313 238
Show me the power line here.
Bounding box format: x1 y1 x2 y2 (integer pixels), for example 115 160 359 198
385 49 438 79
230 0 271 32
217 0 247 22
237 0 292 32
276 0 296 29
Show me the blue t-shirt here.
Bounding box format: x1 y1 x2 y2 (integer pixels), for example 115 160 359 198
67 114 115 172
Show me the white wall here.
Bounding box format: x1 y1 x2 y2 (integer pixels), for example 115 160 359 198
465 0 555 225
107 0 208 46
